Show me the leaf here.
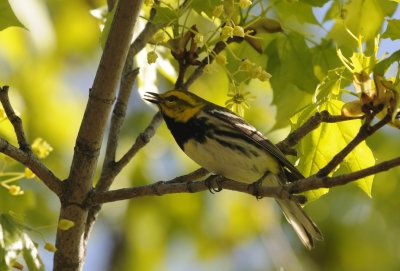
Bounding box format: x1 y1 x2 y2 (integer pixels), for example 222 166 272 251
275 0 319 25
22 233 44 271
191 0 224 18
327 0 397 47
301 0 331 7
382 19 400 40
152 6 179 25
311 39 343 81
0 213 44 271
0 0 25 31
267 33 319 95
266 33 319 128
290 100 375 202
99 1 117 49
313 67 345 104
246 18 283 34
374 50 400 76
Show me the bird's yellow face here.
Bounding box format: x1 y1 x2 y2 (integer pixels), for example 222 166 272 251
144 90 206 122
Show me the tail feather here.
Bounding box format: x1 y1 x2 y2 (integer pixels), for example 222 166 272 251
276 199 323 249
265 173 323 249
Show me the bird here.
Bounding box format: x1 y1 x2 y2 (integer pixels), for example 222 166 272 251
144 89 323 249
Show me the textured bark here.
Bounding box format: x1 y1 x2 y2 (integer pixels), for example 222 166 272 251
52 0 144 270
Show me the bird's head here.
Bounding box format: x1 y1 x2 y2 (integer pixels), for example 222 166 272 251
144 90 207 122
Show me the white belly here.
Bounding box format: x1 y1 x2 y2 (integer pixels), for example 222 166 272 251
183 137 280 183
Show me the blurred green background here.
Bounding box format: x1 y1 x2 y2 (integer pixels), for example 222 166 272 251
1 0 400 270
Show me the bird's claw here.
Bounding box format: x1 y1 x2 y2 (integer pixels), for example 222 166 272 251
205 176 224 194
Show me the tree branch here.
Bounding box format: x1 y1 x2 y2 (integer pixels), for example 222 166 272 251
125 0 190 74
288 156 400 194
0 86 31 151
101 69 140 175
95 111 163 192
54 0 144 270
276 110 364 156
0 138 62 195
0 86 62 196
317 113 391 177
181 39 242 91
89 174 305 205
90 156 400 206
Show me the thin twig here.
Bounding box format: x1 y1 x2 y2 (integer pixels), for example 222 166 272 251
95 111 163 192
90 175 302 205
181 38 242 91
0 138 62 195
288 156 400 193
115 112 163 172
317 113 391 177
102 69 140 170
125 0 190 74
277 110 364 155
90 156 400 205
0 86 31 152
168 167 208 183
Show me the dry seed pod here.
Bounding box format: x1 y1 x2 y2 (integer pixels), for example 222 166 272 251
342 100 364 117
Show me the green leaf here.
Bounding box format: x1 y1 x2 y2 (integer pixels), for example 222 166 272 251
225 39 269 83
301 0 331 7
327 0 397 47
267 33 319 95
382 19 400 40
275 0 319 25
290 103 330 201
0 213 44 271
290 100 375 202
311 39 343 81
100 1 117 49
0 0 24 31
374 50 400 76
313 67 345 104
266 33 319 128
22 233 44 271
191 0 224 18
152 6 179 26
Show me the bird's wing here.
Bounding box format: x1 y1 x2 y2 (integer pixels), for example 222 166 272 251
205 106 304 180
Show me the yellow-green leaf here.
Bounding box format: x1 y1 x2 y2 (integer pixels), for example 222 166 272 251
0 213 44 271
290 100 375 202
0 1 25 31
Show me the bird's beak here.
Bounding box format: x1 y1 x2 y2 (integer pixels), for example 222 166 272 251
144 92 161 104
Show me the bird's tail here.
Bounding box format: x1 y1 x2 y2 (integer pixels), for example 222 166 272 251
265 173 323 249
276 198 323 249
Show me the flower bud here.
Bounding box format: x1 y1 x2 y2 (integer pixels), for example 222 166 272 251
153 31 165 43
249 65 262 78
239 0 252 9
216 54 227 65
9 185 23 196
213 5 224 17
240 59 253 71
58 219 75 231
204 64 214 73
221 25 233 39
147 51 158 64
233 26 245 37
44 243 57 252
258 70 272 81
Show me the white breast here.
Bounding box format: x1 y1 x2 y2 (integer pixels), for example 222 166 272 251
183 136 280 184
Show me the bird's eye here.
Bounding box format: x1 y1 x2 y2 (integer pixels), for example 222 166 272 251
166 95 177 102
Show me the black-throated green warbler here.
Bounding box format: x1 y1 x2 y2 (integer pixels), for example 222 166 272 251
144 90 323 249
